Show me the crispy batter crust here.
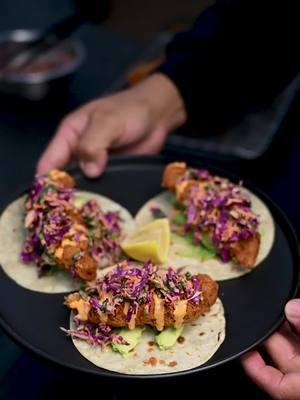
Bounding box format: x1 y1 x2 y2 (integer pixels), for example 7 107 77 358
230 233 260 269
66 274 218 329
49 170 75 188
162 162 187 190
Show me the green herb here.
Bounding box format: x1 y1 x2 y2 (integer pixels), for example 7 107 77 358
204 183 214 191
72 251 82 261
185 272 192 280
172 212 186 226
151 279 160 288
143 308 148 316
38 232 44 242
39 184 57 201
189 170 199 179
120 277 126 288
170 193 185 210
178 281 185 291
100 299 108 312
200 234 216 252
164 280 173 292
79 280 87 291
85 217 97 228
44 264 64 275
155 288 165 298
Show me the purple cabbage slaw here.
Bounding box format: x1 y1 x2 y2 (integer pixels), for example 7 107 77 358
61 321 128 348
21 172 78 274
81 200 122 265
176 168 259 261
63 261 202 348
21 171 123 276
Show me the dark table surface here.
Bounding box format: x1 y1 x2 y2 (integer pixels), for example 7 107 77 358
0 1 300 399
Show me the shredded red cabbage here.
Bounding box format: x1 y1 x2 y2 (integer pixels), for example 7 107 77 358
175 168 259 262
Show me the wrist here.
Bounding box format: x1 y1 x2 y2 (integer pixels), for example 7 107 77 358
132 73 187 132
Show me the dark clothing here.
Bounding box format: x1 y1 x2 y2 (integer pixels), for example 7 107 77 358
159 1 300 127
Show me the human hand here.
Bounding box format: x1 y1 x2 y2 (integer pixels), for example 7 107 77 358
241 299 300 400
37 73 186 177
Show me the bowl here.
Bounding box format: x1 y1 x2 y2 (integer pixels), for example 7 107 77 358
0 29 85 101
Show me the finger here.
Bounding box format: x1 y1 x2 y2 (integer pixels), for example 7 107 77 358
262 325 300 373
113 126 167 155
37 112 89 174
240 350 284 399
77 113 120 177
279 373 300 400
285 299 300 335
79 150 108 178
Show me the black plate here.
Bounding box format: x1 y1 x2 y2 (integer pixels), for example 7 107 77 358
0 155 299 379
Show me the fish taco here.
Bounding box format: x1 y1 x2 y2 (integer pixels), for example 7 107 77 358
135 162 275 280
63 261 225 375
0 170 134 292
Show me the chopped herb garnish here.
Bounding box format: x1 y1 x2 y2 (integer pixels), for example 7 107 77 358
185 272 192 280
189 170 199 180
120 277 126 288
143 308 148 316
44 264 64 275
39 184 57 201
72 251 82 261
164 280 173 292
155 287 165 298
170 193 185 210
172 212 186 226
151 279 160 288
38 232 44 242
100 299 109 312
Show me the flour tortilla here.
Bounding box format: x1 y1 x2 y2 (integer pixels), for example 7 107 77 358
0 191 134 293
135 191 275 281
70 295 225 375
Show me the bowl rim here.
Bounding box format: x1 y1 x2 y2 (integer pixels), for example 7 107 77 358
0 29 85 83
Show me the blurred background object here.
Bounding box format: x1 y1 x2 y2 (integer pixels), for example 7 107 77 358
0 29 84 100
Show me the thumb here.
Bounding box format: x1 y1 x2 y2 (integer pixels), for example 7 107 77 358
77 112 120 178
285 299 300 334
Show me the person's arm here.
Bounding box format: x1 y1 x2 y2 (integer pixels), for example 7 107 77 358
158 0 300 124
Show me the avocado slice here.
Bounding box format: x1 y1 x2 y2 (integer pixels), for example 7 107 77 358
111 327 144 356
73 196 87 208
155 326 184 350
171 233 217 261
172 211 186 226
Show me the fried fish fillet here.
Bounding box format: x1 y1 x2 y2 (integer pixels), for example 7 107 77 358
65 274 218 330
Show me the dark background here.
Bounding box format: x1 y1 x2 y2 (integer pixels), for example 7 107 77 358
0 0 299 398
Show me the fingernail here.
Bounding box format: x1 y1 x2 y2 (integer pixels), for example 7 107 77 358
80 161 100 178
285 299 300 318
